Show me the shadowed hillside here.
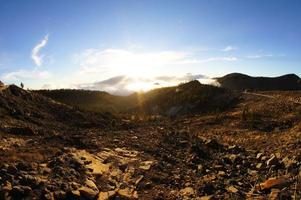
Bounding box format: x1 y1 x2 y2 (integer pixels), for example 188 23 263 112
0 85 115 135
37 81 240 116
132 80 239 116
217 73 301 91
37 89 137 113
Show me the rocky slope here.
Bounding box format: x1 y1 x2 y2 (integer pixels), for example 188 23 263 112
217 73 301 91
0 85 115 136
0 83 301 199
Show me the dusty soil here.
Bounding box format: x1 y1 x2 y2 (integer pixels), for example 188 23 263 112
0 86 301 199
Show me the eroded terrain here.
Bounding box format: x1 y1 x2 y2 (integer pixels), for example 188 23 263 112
1 85 301 199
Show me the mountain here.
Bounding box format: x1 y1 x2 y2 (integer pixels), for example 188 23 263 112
37 80 239 116
216 73 301 91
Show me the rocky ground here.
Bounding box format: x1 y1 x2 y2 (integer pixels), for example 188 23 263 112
0 86 301 199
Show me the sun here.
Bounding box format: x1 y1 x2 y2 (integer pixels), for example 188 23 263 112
126 80 157 92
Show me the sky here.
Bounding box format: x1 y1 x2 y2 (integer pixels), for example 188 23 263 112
0 0 300 94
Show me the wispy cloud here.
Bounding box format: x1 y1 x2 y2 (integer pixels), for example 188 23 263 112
31 34 49 66
245 53 285 59
177 56 238 64
1 69 50 81
222 46 238 52
199 56 238 62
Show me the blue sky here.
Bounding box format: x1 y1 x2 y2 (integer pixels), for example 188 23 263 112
0 0 300 93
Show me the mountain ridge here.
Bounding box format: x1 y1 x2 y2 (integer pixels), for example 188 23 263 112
36 80 239 116
216 73 301 91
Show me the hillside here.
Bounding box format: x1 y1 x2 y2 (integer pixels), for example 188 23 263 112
0 85 115 135
37 89 137 113
0 81 301 199
217 73 301 91
133 80 239 116
37 80 239 116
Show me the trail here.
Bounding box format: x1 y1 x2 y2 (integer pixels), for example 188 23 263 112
244 91 301 105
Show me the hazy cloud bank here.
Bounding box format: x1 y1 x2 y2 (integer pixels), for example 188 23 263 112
75 74 215 95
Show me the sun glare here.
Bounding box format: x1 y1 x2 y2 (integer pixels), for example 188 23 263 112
126 81 158 92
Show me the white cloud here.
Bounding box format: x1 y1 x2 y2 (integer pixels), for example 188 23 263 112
73 48 190 75
1 69 50 81
73 48 238 78
31 34 49 66
222 46 238 52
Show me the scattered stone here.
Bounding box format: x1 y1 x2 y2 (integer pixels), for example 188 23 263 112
228 145 241 154
218 171 226 177
117 188 138 199
44 192 55 200
79 187 98 200
269 189 281 200
261 156 267 161
229 154 240 164
54 191 66 199
139 161 154 170
180 187 195 197
256 152 263 159
256 163 263 169
134 175 144 185
20 174 40 187
85 179 98 191
7 165 18 175
227 186 238 193
266 155 280 167
275 152 281 159
97 190 116 200
197 164 204 172
198 195 215 200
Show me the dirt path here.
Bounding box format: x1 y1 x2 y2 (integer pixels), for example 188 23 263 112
244 91 301 105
